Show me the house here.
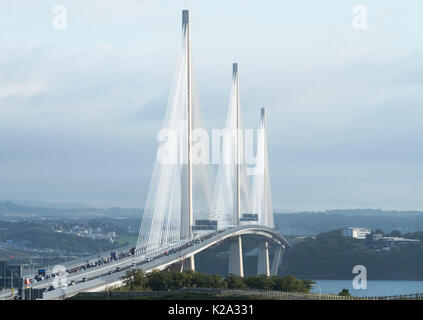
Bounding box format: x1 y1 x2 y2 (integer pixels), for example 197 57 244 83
341 227 371 239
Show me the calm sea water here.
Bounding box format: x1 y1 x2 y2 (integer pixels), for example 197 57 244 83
311 280 423 297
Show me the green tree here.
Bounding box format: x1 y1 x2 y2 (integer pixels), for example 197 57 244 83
147 270 172 291
245 275 276 290
224 274 247 289
122 270 150 291
338 289 351 296
192 272 225 289
301 279 315 292
273 274 311 293
170 271 194 289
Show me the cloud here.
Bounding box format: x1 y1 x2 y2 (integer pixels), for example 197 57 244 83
1 1 423 209
0 82 46 99
90 0 149 15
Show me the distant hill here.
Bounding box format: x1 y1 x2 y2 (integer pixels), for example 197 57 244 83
275 209 423 235
10 200 89 209
278 209 423 217
0 201 142 219
3 201 423 235
0 219 119 254
280 229 423 280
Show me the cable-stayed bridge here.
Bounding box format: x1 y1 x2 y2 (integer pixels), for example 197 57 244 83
5 10 289 300
135 9 283 277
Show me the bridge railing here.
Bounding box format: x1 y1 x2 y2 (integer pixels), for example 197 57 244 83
73 288 423 300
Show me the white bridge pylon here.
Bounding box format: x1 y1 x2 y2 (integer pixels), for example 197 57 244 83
251 107 274 229
136 10 212 257
136 10 280 275
210 62 253 228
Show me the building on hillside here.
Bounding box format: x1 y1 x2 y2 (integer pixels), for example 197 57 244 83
366 233 421 249
380 237 420 247
341 227 371 239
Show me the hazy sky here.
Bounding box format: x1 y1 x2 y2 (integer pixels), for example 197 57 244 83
1 0 423 210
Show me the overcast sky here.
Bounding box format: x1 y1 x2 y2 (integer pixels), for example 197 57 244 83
1 0 423 211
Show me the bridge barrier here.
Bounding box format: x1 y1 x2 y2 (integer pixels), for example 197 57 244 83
72 288 423 300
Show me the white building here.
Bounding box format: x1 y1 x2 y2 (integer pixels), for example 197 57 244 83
342 227 371 239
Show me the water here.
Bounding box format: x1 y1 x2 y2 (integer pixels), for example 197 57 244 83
311 280 423 297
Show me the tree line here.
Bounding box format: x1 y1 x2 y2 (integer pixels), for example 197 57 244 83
119 269 314 293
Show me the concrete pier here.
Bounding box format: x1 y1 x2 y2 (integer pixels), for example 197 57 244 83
257 241 270 276
228 236 244 277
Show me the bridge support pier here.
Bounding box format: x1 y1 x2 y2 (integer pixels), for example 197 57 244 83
228 236 244 277
182 255 195 272
270 245 284 276
257 241 270 276
169 255 195 272
168 263 183 272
